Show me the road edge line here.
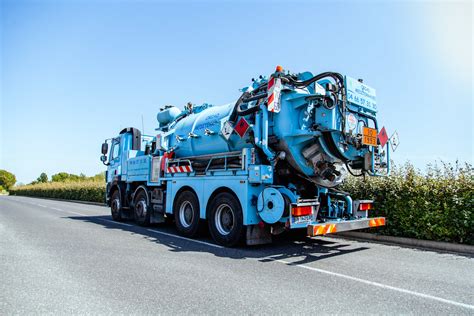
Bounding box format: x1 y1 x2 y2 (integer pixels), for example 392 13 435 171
273 258 474 310
7 195 105 206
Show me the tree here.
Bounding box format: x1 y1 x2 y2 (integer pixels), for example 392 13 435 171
37 173 48 183
68 174 81 182
51 172 71 182
0 170 16 190
51 172 82 182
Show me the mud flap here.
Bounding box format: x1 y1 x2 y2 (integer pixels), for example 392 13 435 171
150 204 166 224
246 224 272 246
121 208 134 220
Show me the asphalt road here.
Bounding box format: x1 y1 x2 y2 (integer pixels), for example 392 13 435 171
1 196 473 315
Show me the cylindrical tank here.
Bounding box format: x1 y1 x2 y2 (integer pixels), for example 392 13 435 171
157 106 181 126
163 103 253 157
157 71 376 187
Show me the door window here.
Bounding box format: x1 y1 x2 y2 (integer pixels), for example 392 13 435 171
111 140 120 160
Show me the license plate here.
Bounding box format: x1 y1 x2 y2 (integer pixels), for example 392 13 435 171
291 215 313 225
362 127 378 146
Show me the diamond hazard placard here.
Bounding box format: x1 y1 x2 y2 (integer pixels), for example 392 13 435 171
390 131 400 152
234 117 250 138
221 121 234 140
378 126 389 148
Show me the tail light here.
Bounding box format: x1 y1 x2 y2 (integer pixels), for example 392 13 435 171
359 202 373 211
291 205 313 217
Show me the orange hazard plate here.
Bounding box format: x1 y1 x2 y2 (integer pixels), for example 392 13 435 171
362 127 378 147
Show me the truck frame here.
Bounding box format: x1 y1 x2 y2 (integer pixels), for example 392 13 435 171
101 127 385 247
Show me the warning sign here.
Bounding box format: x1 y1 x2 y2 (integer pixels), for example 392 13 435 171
378 126 389 148
390 131 400 152
347 113 357 131
267 77 282 113
221 121 234 140
362 127 378 147
234 117 250 138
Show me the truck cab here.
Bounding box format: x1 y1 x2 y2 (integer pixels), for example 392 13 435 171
101 128 158 222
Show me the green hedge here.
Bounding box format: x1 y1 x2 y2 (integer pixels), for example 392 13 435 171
10 162 473 244
10 180 106 203
341 162 474 245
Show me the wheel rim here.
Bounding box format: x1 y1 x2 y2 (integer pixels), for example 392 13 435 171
179 201 194 228
215 203 235 236
112 198 120 214
136 199 147 218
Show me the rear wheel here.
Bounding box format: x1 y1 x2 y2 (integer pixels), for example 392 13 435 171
173 190 201 237
133 189 150 226
110 190 123 221
208 192 244 247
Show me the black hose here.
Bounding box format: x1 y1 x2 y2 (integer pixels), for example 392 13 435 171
230 72 345 122
229 83 267 122
242 92 267 103
229 91 251 122
345 162 365 177
236 104 261 116
289 72 344 88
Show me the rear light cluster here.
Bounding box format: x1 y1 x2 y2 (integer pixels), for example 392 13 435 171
291 205 314 217
359 202 373 211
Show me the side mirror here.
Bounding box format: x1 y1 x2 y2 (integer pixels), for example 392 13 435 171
101 142 108 155
100 155 107 163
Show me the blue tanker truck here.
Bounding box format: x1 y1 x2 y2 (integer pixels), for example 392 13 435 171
100 66 391 246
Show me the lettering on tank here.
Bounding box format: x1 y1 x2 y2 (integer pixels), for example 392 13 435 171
194 113 221 131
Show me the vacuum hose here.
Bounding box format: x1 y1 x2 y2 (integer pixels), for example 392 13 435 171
229 72 345 123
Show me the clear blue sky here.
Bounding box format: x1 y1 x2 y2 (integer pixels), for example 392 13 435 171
1 0 472 184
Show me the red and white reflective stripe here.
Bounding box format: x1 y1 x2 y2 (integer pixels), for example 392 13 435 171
167 165 193 173
312 223 337 236
369 218 385 227
267 76 282 113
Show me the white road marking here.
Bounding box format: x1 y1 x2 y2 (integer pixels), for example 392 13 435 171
271 258 474 310
148 229 224 249
52 208 88 217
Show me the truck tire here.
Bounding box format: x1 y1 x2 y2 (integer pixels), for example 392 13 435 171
133 189 150 226
173 190 201 237
111 190 123 221
208 192 244 247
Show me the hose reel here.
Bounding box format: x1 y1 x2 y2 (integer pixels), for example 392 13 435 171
257 187 287 224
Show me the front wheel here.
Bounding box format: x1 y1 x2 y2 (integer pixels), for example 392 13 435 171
208 192 244 247
110 190 123 221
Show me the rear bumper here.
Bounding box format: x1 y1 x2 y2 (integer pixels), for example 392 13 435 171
307 217 385 237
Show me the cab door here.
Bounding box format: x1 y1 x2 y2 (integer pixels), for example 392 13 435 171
107 137 122 182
